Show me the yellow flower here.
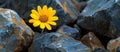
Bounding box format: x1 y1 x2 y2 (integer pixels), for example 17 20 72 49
29 5 58 30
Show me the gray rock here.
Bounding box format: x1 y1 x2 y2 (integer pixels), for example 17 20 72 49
106 3 120 38
56 0 80 21
93 48 109 52
0 8 34 52
29 32 91 52
81 0 115 16
77 0 120 38
57 25 79 38
116 46 120 52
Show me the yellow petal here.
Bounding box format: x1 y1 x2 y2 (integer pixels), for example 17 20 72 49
37 5 42 15
29 19 36 23
31 9 39 16
49 22 57 26
40 23 45 29
45 23 52 30
48 7 53 17
52 16 58 21
51 10 56 16
33 21 41 27
48 7 53 12
42 5 47 15
30 14 39 19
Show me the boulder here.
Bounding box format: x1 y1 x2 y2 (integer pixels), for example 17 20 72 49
0 8 34 52
77 0 120 38
29 32 91 52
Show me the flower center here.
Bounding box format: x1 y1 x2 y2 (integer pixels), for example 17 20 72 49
39 15 48 22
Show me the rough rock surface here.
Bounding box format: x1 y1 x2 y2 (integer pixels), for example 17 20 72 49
107 37 120 52
81 32 105 50
0 8 34 52
29 32 91 52
57 25 79 38
77 0 120 38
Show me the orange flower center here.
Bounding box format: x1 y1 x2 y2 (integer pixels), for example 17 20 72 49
39 15 48 22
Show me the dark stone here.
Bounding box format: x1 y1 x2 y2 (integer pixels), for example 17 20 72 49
105 4 120 38
93 48 109 52
29 32 91 52
81 0 115 16
116 46 120 52
77 0 120 38
0 8 34 52
56 0 80 24
57 25 79 38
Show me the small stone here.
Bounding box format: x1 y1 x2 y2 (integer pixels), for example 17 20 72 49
29 32 91 52
81 32 105 50
57 25 79 38
0 8 34 52
107 37 120 52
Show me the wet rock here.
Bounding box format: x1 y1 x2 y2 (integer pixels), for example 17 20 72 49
0 8 34 52
57 25 79 38
29 32 91 52
107 37 120 52
81 32 104 51
77 0 120 38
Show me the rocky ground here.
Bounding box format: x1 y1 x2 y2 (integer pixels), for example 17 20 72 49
0 0 120 52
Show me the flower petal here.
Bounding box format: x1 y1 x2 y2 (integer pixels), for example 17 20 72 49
45 23 52 30
42 5 47 15
52 16 58 21
51 10 56 16
33 21 41 27
31 9 39 16
49 22 57 26
30 14 39 19
37 5 42 15
48 7 54 17
29 19 36 23
40 23 45 30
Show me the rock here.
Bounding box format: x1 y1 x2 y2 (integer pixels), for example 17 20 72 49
105 3 120 38
81 32 104 51
107 37 120 52
57 25 79 38
93 48 109 52
71 0 87 12
81 0 115 16
116 46 120 52
56 0 80 23
0 8 34 52
77 0 120 38
29 32 91 52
